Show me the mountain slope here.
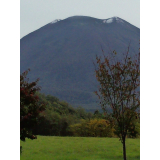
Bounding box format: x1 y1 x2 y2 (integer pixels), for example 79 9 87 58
20 16 140 111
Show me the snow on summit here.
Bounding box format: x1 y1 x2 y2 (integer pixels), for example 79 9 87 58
103 18 113 23
115 17 124 23
50 16 124 25
51 19 61 24
103 17 124 24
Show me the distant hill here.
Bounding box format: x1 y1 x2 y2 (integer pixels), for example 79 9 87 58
20 16 140 111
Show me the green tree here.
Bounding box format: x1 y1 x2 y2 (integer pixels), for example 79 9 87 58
93 110 103 119
20 69 45 141
95 48 140 160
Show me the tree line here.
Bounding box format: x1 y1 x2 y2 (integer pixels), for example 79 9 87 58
20 71 139 138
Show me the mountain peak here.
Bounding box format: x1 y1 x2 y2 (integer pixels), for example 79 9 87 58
50 16 125 26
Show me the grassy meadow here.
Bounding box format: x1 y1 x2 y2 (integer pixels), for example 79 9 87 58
20 136 140 160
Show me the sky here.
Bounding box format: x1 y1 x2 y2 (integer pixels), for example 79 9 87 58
20 0 140 38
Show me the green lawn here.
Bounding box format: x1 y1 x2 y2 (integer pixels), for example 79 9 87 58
20 136 140 160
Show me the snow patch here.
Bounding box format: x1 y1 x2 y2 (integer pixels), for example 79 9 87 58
103 18 113 24
51 19 61 24
115 17 124 23
103 17 124 24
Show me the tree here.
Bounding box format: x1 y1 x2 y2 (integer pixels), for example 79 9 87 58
93 109 103 119
20 69 45 141
95 47 140 160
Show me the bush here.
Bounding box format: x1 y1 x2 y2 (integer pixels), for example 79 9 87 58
69 119 115 137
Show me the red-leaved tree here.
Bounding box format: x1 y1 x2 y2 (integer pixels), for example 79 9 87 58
20 69 45 141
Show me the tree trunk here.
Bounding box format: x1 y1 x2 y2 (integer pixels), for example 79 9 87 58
122 136 127 160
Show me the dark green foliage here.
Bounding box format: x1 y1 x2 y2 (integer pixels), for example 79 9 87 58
24 90 140 140
30 92 140 138
127 117 140 138
20 146 22 155
93 109 104 119
32 93 93 136
75 107 88 119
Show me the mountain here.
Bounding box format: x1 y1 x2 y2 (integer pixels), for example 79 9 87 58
20 16 140 111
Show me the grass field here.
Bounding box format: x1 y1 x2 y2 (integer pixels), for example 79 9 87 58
20 136 140 160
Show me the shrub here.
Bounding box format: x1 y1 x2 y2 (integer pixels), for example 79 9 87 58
69 119 115 137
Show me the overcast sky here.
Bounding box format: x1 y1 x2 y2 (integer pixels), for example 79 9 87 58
20 0 140 38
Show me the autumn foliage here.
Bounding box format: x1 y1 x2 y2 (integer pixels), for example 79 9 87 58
69 119 115 137
20 69 45 141
95 47 140 160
